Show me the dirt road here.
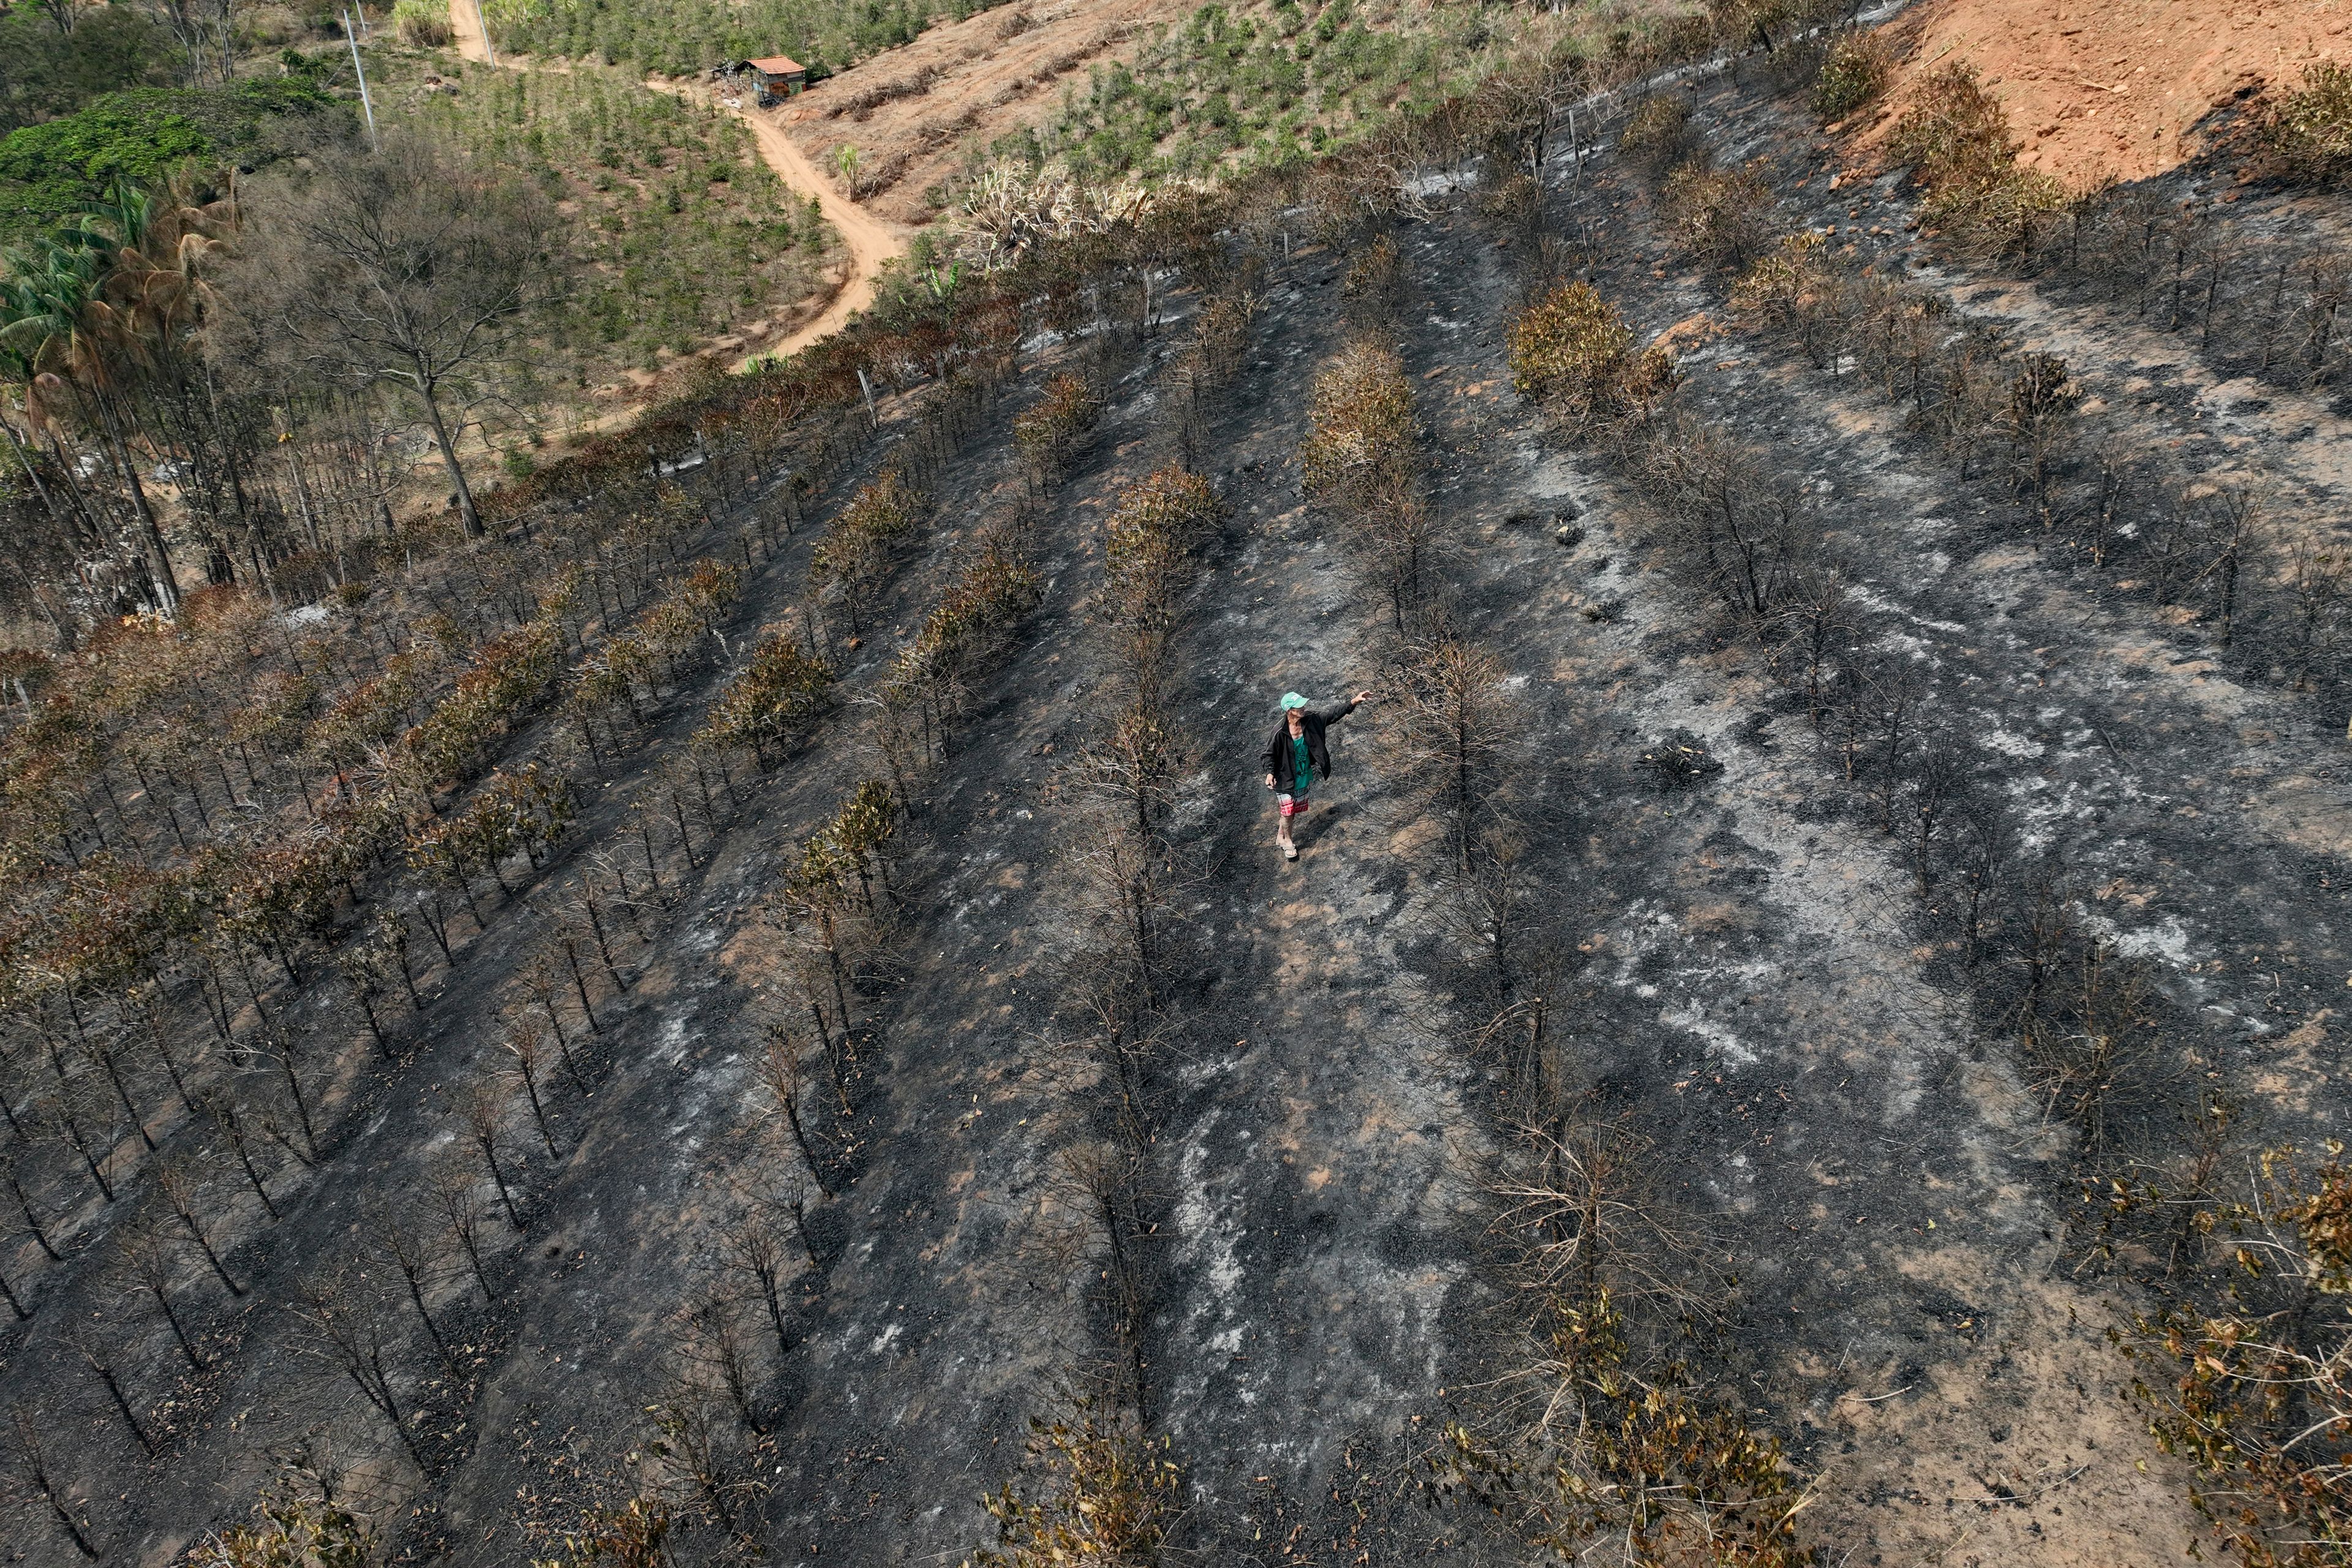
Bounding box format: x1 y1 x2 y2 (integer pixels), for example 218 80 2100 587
448 0 488 62
693 89 910 359
444 0 907 358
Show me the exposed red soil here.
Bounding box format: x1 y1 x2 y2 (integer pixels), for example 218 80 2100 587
1865 0 2351 189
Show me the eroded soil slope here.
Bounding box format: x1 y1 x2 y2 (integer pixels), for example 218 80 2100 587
1864 0 2349 187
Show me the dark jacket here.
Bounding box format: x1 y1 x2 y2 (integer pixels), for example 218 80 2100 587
1261 700 1357 792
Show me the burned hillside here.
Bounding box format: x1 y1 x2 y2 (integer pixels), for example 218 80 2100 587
1 6 2350 1567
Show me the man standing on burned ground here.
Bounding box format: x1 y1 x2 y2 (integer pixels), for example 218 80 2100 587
1262 689 1373 862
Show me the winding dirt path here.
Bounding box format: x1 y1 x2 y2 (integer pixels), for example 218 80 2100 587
445 0 907 360
448 0 489 62
682 86 910 359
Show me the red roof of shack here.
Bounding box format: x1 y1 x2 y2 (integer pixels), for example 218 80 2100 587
747 55 804 75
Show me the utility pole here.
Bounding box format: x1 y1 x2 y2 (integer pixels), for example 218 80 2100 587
342 9 379 150
475 0 497 66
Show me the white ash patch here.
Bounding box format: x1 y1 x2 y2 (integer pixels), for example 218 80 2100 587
2080 910 2196 970
1661 1001 1760 1068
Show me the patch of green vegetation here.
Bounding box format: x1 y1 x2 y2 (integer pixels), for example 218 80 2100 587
1808 26 1890 124
482 0 1010 81
391 0 454 46
2261 59 2352 185
378 54 834 390
989 0 1518 186
0 2 172 137
0 78 338 244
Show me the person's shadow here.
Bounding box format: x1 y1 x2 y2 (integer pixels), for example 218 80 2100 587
1295 799 1346 855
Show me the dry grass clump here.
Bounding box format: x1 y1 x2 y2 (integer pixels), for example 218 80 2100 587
1618 93 1698 179
1301 341 1418 508
2116 1144 2352 1568
973 1399 1180 1568
1507 281 1676 428
1660 160 1776 271
1887 62 2064 258
2260 61 2352 186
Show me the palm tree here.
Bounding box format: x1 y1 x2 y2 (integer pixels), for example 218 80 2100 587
0 175 235 617
83 175 260 586
0 240 179 613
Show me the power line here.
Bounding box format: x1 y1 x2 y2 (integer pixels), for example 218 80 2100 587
341 8 379 151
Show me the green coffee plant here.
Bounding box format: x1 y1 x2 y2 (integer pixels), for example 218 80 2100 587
386 56 829 388
483 0 1001 81
1809 28 1891 123
988 0 1523 186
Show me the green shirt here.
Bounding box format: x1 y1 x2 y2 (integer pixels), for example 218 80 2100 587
1289 731 1313 794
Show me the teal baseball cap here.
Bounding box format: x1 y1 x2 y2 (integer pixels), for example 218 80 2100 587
1280 692 1308 709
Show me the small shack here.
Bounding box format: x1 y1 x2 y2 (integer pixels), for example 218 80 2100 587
745 54 807 105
